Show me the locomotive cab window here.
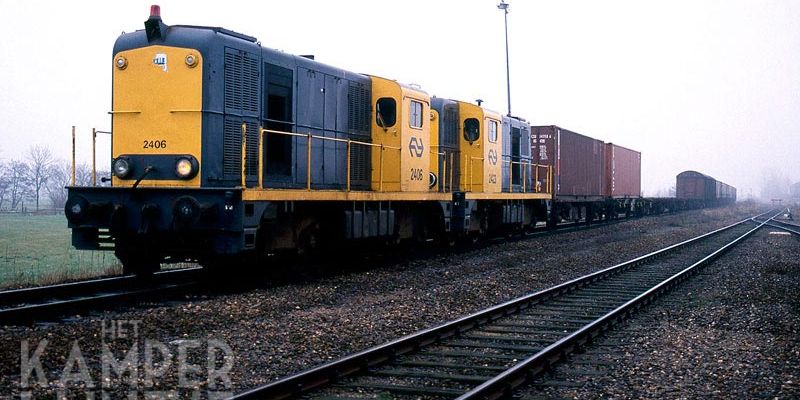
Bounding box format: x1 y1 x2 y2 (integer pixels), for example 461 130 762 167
463 118 480 142
488 120 498 143
376 97 396 128
409 100 423 129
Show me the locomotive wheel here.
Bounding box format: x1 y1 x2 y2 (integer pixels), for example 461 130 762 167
297 224 322 258
525 214 537 233
118 252 160 277
199 255 249 284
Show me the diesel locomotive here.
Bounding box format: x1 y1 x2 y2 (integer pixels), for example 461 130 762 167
64 6 553 275
65 7 737 275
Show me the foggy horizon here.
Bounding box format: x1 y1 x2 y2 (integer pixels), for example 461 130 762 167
0 0 798 200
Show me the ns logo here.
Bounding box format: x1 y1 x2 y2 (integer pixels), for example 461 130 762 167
487 149 498 165
408 137 424 158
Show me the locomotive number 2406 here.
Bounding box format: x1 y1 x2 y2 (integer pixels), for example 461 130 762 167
143 140 167 149
410 168 424 181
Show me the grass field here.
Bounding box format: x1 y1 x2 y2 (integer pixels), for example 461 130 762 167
0 214 121 288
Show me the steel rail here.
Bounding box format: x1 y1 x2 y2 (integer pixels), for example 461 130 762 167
0 267 202 324
458 209 781 400
229 209 775 400
762 221 800 236
0 267 201 306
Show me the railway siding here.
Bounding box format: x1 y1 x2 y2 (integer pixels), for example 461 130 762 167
518 224 799 399
232 211 773 398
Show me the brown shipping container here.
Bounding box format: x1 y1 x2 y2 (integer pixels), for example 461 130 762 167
532 126 605 199
603 143 641 198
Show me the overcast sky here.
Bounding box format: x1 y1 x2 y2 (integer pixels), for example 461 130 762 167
0 0 798 197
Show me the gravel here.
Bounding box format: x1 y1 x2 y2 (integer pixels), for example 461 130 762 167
518 216 800 399
0 203 764 398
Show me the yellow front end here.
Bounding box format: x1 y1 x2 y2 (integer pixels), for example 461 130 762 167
111 45 203 187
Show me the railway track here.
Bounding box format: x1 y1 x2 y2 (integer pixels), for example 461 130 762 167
753 209 800 236
0 268 202 324
0 205 686 325
231 209 778 400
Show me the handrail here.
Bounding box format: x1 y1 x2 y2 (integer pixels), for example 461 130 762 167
430 149 453 193
450 152 455 192
430 149 445 192
243 125 553 196
257 127 401 192
92 128 96 186
71 126 76 186
461 152 553 194
499 159 551 193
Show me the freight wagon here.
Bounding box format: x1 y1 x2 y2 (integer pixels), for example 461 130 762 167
531 125 607 223
676 170 736 206
532 126 648 223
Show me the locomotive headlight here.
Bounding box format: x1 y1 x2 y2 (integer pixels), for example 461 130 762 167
115 56 128 70
185 54 198 68
113 157 132 178
175 157 198 179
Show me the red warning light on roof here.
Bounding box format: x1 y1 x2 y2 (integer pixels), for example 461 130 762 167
150 5 161 18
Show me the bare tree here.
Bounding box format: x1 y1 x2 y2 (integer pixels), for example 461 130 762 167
25 145 55 212
75 163 93 187
45 161 93 210
0 161 6 210
46 162 70 211
0 160 9 210
6 160 31 211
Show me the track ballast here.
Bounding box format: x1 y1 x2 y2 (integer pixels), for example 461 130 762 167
230 210 779 400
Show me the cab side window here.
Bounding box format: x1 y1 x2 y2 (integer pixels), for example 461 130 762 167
464 118 480 142
409 100 423 129
488 120 498 142
376 97 396 128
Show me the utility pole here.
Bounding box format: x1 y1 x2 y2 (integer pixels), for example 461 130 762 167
498 0 512 116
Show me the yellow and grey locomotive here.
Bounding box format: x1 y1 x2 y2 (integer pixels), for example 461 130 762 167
65 6 552 275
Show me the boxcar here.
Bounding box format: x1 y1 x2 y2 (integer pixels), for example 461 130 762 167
676 171 717 201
